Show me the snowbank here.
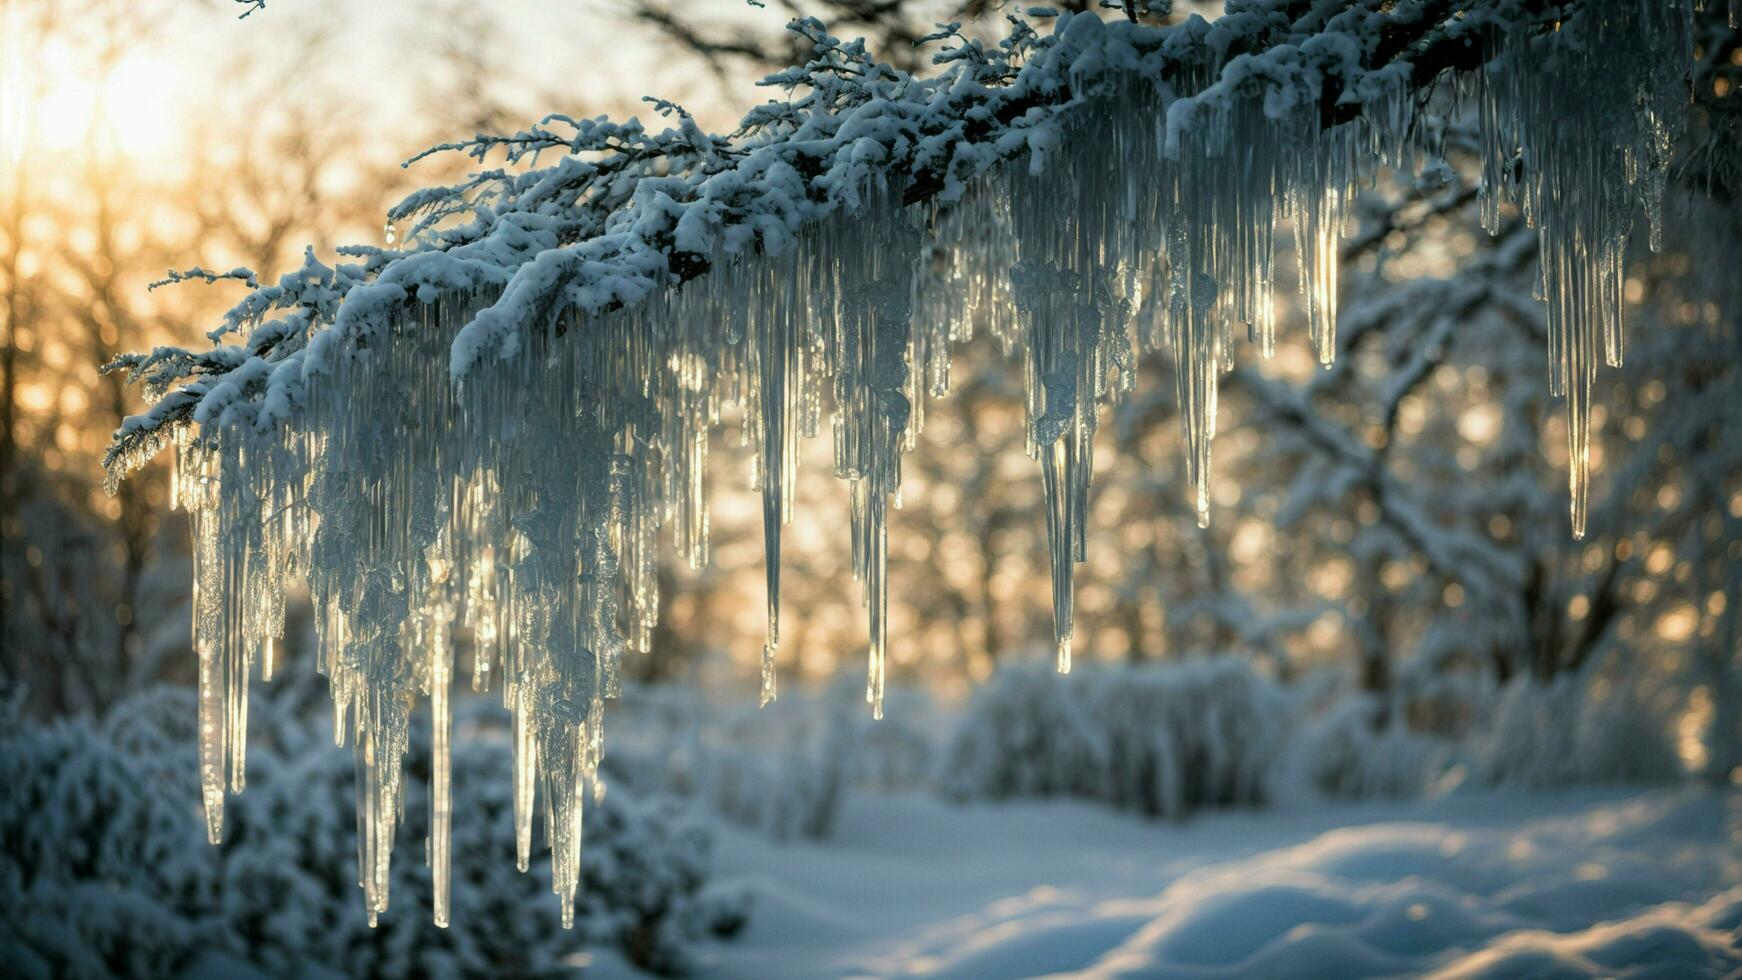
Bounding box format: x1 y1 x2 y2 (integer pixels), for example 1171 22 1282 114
702 784 1742 978
1075 794 1740 978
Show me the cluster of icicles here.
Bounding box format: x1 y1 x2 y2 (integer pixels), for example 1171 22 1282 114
170 1 1694 928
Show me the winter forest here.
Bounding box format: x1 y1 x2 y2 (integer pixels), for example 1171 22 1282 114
2 0 1740 976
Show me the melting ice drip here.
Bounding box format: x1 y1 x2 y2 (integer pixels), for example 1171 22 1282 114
152 0 1698 929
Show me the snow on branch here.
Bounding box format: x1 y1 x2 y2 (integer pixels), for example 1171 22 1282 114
99 0 1708 931
105 1 1582 477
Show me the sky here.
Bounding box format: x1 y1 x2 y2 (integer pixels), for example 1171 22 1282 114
160 0 769 135
3 0 759 174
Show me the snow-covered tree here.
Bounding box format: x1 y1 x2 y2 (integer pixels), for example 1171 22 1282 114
99 0 1730 927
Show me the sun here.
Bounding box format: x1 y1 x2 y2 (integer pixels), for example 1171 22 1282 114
5 36 179 160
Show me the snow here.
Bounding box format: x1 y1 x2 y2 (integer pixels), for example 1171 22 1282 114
687 787 1742 979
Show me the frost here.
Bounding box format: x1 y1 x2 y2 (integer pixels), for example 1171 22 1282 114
100 1 1702 926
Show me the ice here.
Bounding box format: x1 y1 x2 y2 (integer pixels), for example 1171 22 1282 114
1470 0 1693 537
111 0 1699 926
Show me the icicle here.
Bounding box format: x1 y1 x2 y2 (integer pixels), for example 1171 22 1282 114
750 251 801 707
1161 92 1288 529
999 90 1155 663
513 694 536 874
429 606 452 928
195 621 225 844
1470 0 1694 536
1292 125 1355 367
806 199 925 720
760 642 778 707
1166 214 1223 531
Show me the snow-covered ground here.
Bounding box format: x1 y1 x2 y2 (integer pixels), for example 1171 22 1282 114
586 786 1741 978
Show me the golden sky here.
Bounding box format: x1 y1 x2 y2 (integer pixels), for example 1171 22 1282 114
2 0 745 177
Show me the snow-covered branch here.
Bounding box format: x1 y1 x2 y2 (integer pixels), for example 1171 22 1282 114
104 1 1592 479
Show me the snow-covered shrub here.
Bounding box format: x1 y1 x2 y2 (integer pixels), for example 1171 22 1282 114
1397 670 1494 740
213 709 573 977
940 658 1290 817
682 699 854 842
0 686 746 978
0 710 216 979
1288 694 1447 801
939 664 1125 803
574 790 749 976
1472 675 1682 788
606 684 851 841
607 677 939 840
850 685 940 792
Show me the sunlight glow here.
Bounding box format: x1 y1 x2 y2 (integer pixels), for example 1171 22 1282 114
11 38 179 159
